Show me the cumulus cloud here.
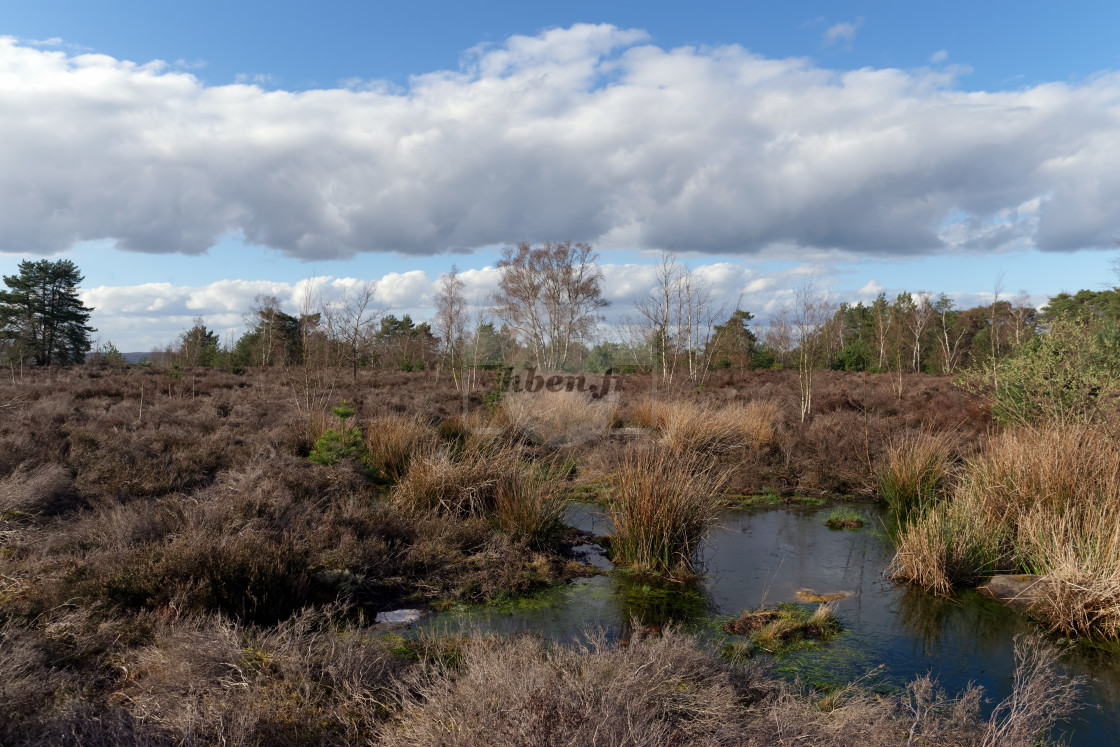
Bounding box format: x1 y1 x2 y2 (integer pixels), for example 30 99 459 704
930 49 949 63
3 25 1120 261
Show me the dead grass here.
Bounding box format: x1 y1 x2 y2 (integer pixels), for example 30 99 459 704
651 398 779 454
892 425 1120 637
502 388 619 446
606 447 728 576
364 411 438 482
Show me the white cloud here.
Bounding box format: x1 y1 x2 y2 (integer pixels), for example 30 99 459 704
823 19 863 47
2 25 1120 262
930 49 949 64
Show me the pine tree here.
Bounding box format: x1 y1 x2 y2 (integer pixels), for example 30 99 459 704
0 259 95 367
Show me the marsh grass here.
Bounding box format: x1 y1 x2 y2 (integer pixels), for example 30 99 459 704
877 429 957 517
364 411 438 482
824 507 864 529
892 425 1120 637
606 448 727 577
502 389 619 446
391 445 567 548
653 398 779 454
723 602 841 657
490 464 569 549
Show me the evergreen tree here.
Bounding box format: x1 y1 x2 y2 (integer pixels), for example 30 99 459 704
0 259 95 366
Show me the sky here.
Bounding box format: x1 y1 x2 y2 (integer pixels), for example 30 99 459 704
2 1 1120 351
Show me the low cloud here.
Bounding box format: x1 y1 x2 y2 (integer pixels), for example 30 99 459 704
2 25 1120 261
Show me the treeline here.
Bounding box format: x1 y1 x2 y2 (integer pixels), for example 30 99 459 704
6 251 1120 385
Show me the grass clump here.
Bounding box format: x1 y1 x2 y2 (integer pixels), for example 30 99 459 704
392 446 567 549
723 602 841 657
652 398 779 454
490 464 569 549
502 388 618 446
606 447 727 577
891 425 1120 638
824 507 864 529
364 411 437 482
877 429 956 517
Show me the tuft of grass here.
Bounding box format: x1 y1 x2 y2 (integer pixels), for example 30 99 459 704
606 447 727 577
364 412 437 482
723 602 841 656
502 389 618 446
877 429 957 517
891 425 1120 638
490 464 569 549
824 507 864 529
654 398 780 454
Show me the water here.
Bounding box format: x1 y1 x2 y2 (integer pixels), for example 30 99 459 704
422 503 1120 744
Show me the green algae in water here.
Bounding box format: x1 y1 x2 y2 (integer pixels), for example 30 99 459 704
614 571 711 628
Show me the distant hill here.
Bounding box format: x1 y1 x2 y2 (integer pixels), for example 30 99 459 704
122 352 151 364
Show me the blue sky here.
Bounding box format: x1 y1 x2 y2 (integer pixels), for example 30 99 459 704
2 2 1119 349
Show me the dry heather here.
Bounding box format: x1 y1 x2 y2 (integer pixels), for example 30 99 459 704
381 628 1075 747
892 425 1120 637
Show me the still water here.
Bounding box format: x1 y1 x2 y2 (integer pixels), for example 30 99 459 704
422 504 1120 744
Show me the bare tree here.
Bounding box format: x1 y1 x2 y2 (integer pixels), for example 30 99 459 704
324 280 382 380
905 291 935 372
493 241 609 371
763 307 794 369
933 293 967 374
433 266 468 391
632 252 730 386
792 278 833 422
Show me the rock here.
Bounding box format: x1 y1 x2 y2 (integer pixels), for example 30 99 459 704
977 574 1053 613
375 609 423 625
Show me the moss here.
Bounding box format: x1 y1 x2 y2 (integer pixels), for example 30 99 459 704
729 490 827 509
722 602 841 657
824 507 865 529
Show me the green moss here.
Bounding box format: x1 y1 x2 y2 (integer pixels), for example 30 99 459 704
722 602 841 658
729 491 827 509
824 507 865 529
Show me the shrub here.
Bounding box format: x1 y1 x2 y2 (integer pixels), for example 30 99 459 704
92 531 311 625
961 320 1120 427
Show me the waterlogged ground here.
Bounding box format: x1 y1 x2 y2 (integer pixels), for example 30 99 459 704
420 503 1120 745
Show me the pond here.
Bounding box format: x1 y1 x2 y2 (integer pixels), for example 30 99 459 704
420 503 1120 745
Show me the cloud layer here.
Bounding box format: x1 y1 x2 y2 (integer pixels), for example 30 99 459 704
3 24 1120 260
